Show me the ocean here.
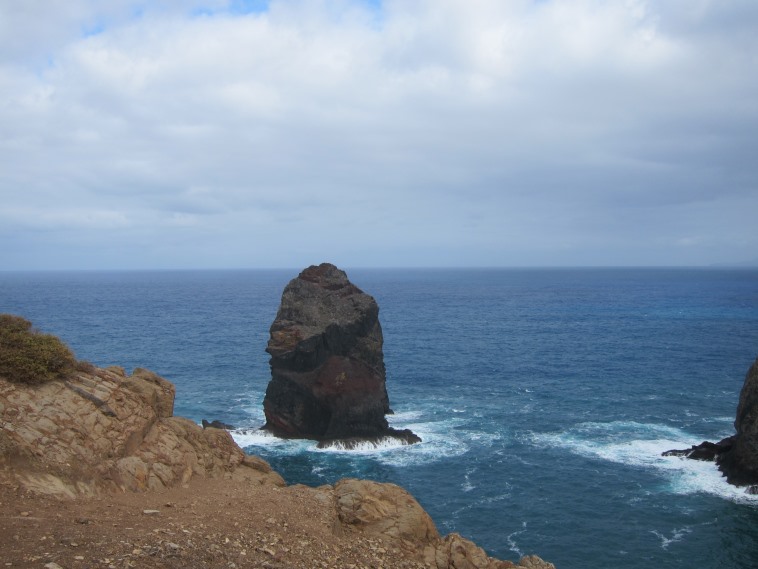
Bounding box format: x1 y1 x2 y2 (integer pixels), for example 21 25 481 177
1 267 757 568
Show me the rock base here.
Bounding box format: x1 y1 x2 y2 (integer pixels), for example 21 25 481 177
664 357 758 491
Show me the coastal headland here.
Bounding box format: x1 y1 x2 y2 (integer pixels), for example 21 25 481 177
0 314 553 569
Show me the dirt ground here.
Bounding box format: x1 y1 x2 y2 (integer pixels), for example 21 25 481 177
0 477 429 569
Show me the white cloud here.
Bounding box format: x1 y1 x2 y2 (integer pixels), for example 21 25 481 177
1 0 757 269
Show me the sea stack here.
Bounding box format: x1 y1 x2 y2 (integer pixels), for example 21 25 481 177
262 263 420 447
664 357 758 491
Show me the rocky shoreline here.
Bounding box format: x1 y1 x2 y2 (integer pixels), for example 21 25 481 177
1 348 553 568
663 357 758 493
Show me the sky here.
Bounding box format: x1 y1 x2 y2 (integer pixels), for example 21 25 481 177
1 0 757 270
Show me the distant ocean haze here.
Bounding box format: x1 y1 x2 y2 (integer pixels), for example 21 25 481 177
2 267 758 569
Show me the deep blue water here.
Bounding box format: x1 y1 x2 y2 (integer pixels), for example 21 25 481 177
2 268 758 568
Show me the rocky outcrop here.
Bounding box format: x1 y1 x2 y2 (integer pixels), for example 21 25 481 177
335 478 440 543
716 358 758 486
263 263 419 446
202 418 235 430
314 478 555 569
0 366 284 497
664 357 758 490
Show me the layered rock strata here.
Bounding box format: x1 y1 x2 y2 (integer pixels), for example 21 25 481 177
0 366 284 496
263 263 419 446
664 357 758 491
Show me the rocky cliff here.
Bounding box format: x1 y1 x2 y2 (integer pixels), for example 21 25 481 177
0 316 553 568
263 263 419 446
0 366 284 496
664 357 758 491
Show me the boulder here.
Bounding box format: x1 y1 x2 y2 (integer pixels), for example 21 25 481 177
334 478 439 543
263 263 419 445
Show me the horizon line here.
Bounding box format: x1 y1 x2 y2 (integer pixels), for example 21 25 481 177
2 264 757 273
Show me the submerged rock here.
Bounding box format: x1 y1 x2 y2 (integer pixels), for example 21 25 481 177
202 419 235 430
664 357 758 488
262 263 420 446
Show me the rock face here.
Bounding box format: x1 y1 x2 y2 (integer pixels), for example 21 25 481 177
664 357 758 490
0 366 284 496
717 357 758 486
263 263 419 446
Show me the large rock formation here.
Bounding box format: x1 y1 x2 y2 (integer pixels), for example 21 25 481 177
664 357 758 491
0 366 284 496
263 263 419 446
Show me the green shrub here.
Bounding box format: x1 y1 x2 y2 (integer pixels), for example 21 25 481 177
0 314 77 384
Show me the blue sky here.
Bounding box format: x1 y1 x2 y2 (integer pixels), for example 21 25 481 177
1 0 757 269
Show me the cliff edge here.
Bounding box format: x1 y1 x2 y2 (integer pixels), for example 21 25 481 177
0 315 553 569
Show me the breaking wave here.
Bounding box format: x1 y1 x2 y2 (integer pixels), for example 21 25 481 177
528 421 758 505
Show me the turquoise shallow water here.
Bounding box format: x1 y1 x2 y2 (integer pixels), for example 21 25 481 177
2 267 758 568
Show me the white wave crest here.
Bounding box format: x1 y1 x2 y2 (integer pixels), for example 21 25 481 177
528 421 758 505
317 437 414 453
230 414 486 469
388 410 423 422
507 521 527 558
651 527 692 550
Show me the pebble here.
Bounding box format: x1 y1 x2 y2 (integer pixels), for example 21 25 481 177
142 510 160 516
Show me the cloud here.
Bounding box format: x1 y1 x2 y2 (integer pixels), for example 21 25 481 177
1 0 757 269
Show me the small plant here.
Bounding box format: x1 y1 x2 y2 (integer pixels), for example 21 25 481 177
0 314 77 385
75 360 97 374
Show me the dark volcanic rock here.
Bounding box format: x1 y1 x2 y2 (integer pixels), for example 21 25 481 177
662 438 735 461
716 358 758 486
664 357 758 489
262 263 420 446
202 419 235 430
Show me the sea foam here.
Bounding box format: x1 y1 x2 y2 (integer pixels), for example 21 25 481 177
529 421 758 505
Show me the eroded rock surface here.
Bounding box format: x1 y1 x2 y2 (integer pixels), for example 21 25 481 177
263 263 419 446
331 478 554 569
0 366 284 496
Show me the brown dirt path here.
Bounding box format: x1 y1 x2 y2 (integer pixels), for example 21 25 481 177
1 478 428 569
